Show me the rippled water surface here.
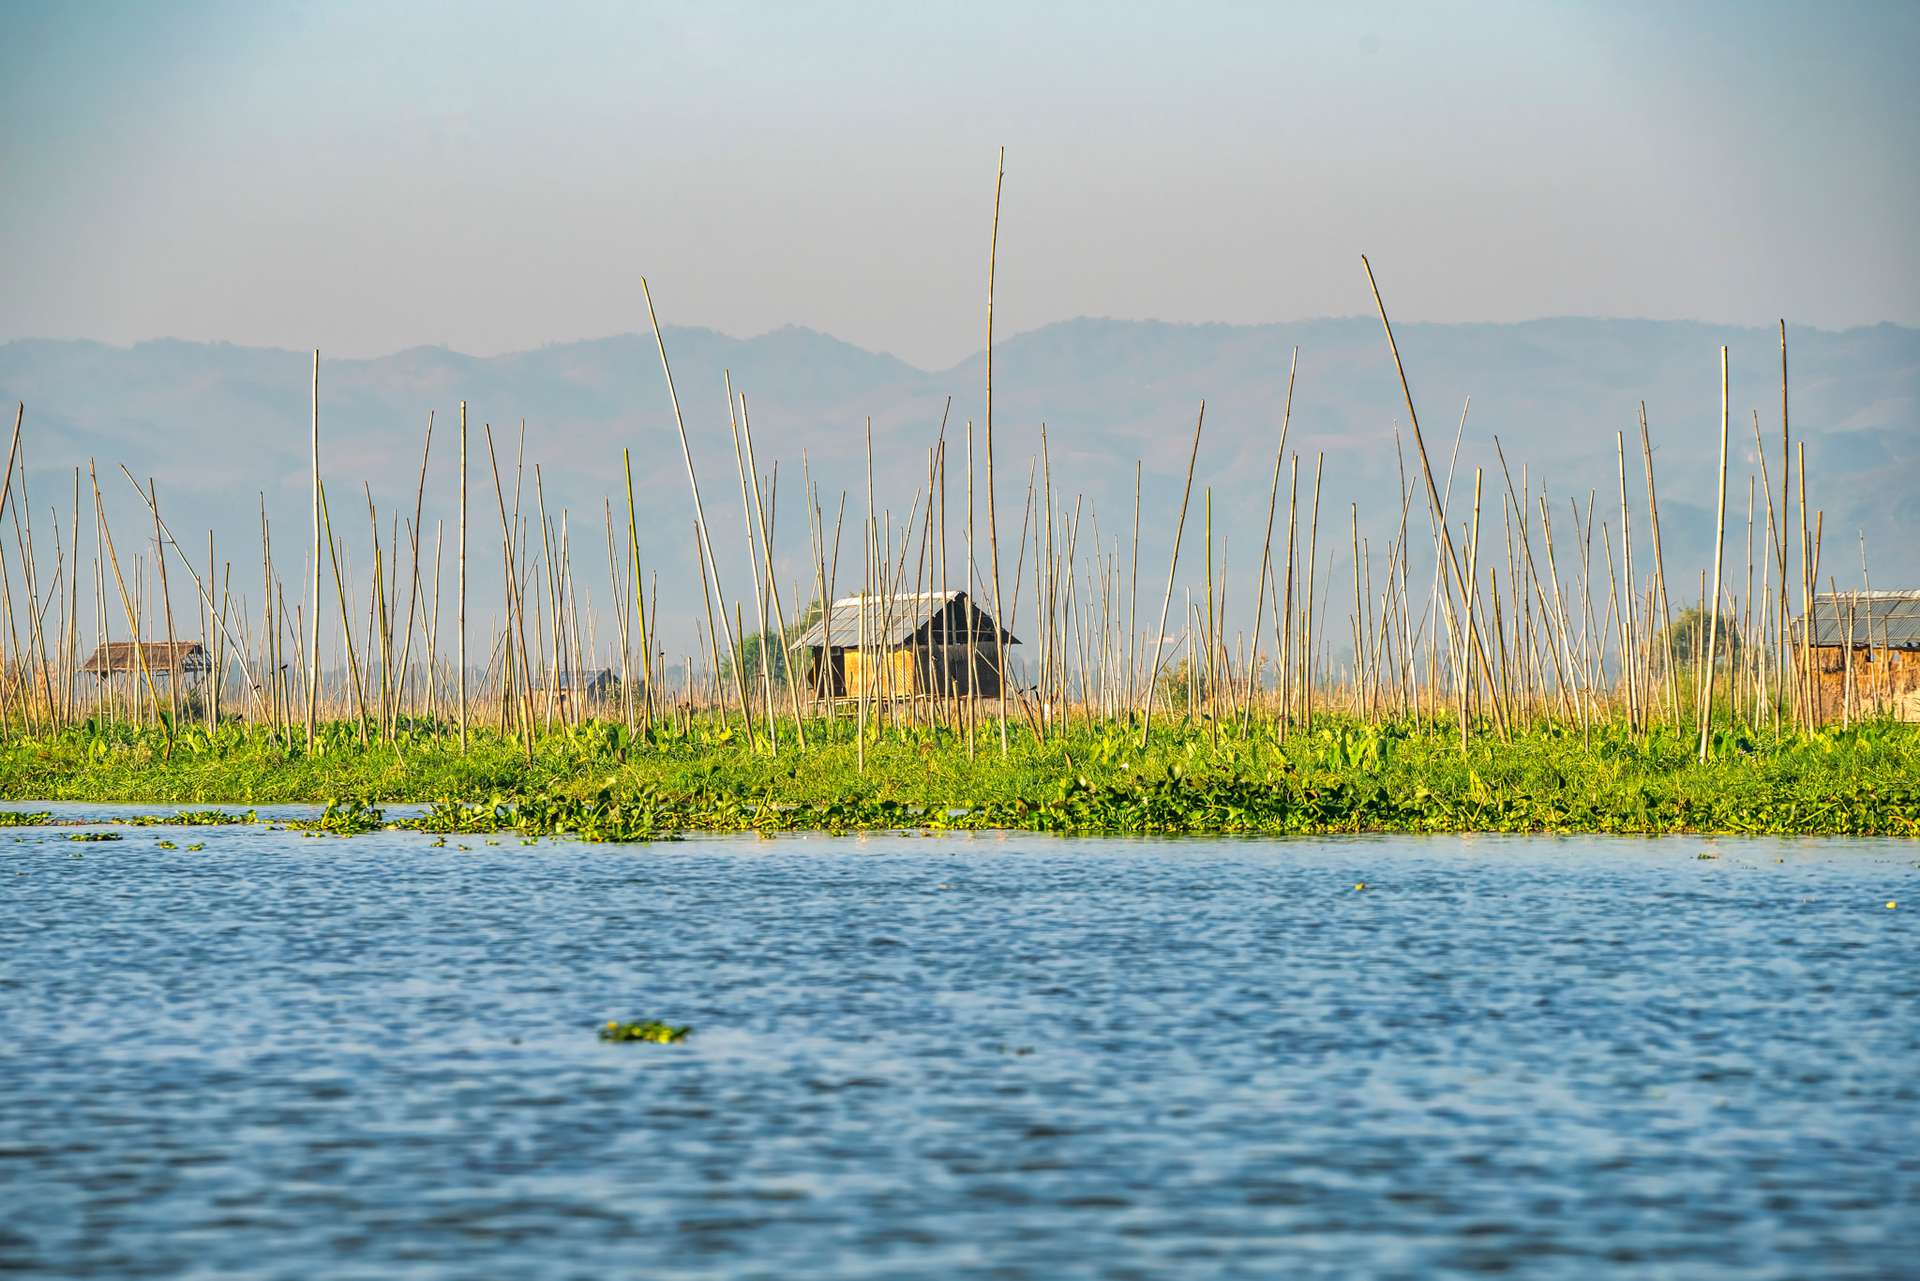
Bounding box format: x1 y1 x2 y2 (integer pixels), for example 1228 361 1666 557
2 824 1915 1279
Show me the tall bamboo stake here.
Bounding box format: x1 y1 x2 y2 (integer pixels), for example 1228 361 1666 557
1303 451 1324 733
306 351 320 750
984 147 1011 754
1243 348 1297 724
395 412 433 733
1362 256 1508 740
1637 405 1678 724
641 277 751 740
1139 403 1205 746
1698 347 1731 761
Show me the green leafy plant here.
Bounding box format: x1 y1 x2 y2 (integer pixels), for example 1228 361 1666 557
599 1019 692 1044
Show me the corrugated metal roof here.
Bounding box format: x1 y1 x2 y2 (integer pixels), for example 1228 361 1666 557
1797 591 1920 649
789 590 1018 651
79 641 209 674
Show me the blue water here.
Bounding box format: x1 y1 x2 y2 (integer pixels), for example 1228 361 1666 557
1 825 1914 1279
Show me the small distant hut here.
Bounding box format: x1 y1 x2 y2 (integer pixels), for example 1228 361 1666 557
1798 591 1920 722
79 641 210 684
533 668 617 706
789 591 1019 701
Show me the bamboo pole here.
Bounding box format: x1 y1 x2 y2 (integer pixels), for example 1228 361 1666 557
306 352 321 751
1243 348 1297 725
1139 402 1205 746
739 394 807 750
317 482 369 742
66 471 80 726
483 426 537 758
1462 468 1484 748
146 479 182 729
1698 346 1732 760
984 147 1011 754
1615 431 1637 729
641 277 751 742
965 423 978 758
1361 256 1508 740
457 403 468 751
1303 451 1324 733
90 463 167 739
1203 487 1217 744
1779 322 1792 726
1637 405 1678 725
393 412 433 733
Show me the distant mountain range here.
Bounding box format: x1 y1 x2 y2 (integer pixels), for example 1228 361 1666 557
4 316 1914 654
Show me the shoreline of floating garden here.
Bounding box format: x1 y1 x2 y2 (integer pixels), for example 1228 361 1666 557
4 715 1918 840
6 776 1919 841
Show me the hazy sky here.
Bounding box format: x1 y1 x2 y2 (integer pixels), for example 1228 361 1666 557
4 0 1916 369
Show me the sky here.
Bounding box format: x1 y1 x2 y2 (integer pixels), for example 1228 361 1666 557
3 0 1917 370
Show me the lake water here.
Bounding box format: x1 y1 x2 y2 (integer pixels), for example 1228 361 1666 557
2 818 1914 1279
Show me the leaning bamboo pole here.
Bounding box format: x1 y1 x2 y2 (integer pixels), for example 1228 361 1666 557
622 451 654 730
1139 403 1205 746
90 462 168 748
1203 488 1217 743
1362 256 1508 741
1797 443 1815 728
740 395 807 750
1636 405 1678 725
114 466 265 722
1748 408 1787 730
1243 348 1297 725
965 423 978 758
641 277 752 743
483 426 538 758
317 482 369 743
984 147 1011 754
1461 468 1484 748
147 479 182 729
393 413 433 730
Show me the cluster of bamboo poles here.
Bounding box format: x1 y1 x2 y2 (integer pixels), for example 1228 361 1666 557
0 162 1882 760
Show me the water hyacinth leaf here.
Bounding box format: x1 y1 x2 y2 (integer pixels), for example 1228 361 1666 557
599 1020 692 1044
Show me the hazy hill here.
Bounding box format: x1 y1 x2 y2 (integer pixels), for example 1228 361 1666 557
3 317 1913 657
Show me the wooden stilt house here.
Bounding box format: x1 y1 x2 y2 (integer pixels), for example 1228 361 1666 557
789 591 1018 701
1799 591 1920 722
79 641 210 684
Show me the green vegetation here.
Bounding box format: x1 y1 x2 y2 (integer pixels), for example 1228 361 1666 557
721 625 797 686
600 1020 692 1044
2 713 1916 839
1658 606 1744 664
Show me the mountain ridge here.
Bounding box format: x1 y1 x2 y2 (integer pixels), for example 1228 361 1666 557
8 312 1915 376
3 315 1914 650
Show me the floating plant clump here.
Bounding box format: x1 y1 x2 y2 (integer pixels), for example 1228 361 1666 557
600 1020 692 1044
0 811 53 826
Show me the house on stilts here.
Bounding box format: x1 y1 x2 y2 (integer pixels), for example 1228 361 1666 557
79 641 211 688
788 590 1019 701
1797 591 1920 722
